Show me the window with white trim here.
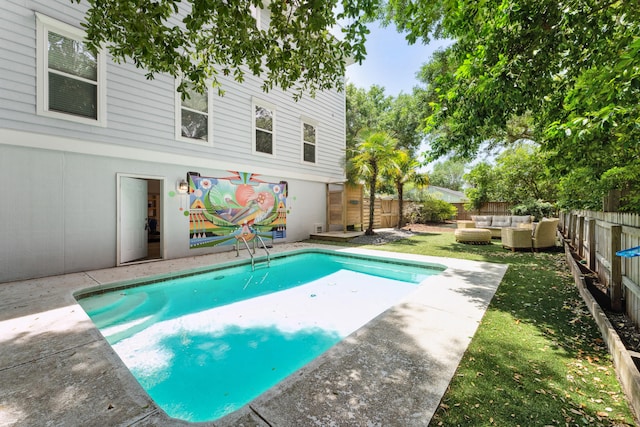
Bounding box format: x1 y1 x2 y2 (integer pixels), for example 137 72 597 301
253 100 275 155
36 13 106 126
302 120 317 163
176 82 212 144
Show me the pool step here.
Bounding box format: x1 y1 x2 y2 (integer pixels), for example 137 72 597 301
253 257 270 270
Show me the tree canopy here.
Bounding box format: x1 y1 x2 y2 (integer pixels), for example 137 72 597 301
463 144 557 216
349 130 397 234
74 0 378 99
346 84 393 149
428 158 466 191
385 0 640 211
384 149 428 227
345 83 427 194
382 92 426 155
346 83 426 152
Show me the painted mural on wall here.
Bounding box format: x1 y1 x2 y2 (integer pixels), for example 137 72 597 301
188 171 286 249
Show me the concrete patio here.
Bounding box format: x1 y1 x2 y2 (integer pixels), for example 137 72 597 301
0 243 507 426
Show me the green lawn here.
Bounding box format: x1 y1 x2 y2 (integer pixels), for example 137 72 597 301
309 231 638 426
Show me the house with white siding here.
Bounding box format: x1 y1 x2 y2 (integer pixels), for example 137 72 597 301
0 0 347 282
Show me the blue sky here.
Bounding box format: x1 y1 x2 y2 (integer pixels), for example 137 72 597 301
345 21 453 97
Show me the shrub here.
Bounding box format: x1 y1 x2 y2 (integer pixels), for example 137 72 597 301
409 196 458 223
511 199 555 221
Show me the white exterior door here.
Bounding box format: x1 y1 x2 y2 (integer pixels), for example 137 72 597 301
120 177 148 263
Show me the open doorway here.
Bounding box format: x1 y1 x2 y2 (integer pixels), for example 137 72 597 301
118 174 164 265
146 179 162 260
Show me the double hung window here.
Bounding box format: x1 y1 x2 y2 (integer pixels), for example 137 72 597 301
36 13 106 126
176 82 212 144
253 100 275 155
302 120 317 163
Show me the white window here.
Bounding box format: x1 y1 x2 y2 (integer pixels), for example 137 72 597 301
36 13 106 126
175 81 213 144
252 99 276 156
301 119 318 164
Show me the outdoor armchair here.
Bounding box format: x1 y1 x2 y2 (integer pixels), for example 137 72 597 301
532 218 559 251
501 227 532 251
501 218 559 251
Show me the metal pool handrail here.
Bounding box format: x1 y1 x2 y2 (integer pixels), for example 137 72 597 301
236 234 270 271
256 235 271 268
238 236 255 270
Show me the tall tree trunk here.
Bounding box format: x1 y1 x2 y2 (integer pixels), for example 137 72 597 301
397 183 404 228
366 166 377 235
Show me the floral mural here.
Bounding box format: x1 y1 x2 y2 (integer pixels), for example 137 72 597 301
188 171 286 249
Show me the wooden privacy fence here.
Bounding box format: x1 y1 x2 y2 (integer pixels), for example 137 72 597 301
361 198 420 229
561 211 640 323
363 198 397 229
325 186 418 231
453 202 511 220
359 200 511 226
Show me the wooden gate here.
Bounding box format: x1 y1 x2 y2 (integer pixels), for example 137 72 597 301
361 198 403 229
380 199 399 228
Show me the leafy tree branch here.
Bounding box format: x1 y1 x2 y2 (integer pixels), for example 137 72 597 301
74 0 379 99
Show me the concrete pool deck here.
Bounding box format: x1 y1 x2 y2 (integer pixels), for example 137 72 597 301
0 243 507 426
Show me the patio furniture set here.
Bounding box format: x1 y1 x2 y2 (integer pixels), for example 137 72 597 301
455 215 560 251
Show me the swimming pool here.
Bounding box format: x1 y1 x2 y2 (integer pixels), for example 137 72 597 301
76 249 445 423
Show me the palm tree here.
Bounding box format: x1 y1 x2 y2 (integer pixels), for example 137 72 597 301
349 130 397 235
384 150 429 228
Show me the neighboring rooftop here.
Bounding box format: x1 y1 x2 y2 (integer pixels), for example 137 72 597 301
425 186 467 203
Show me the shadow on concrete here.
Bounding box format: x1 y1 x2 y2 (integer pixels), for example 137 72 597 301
0 325 159 426
238 305 457 427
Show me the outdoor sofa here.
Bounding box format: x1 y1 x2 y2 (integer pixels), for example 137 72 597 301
462 215 534 238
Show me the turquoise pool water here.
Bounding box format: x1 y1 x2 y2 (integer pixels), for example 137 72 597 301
77 250 445 422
